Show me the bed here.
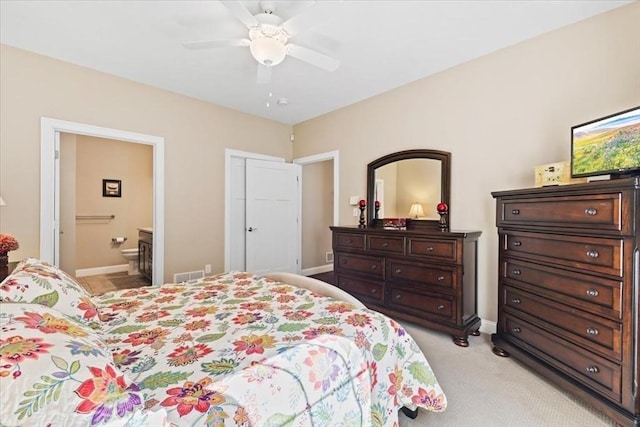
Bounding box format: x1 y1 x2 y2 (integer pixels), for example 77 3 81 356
0 258 447 426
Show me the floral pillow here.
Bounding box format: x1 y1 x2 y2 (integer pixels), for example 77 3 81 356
0 302 163 427
0 257 101 330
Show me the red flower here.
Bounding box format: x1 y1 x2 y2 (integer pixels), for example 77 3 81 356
78 297 99 320
74 365 142 423
160 377 224 417
233 334 276 355
0 234 19 252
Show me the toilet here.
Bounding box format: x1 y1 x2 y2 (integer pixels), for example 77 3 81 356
121 249 139 276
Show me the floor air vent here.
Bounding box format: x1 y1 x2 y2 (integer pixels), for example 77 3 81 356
173 270 205 284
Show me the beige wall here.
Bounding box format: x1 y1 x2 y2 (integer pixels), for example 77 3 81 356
74 136 152 270
0 44 292 282
292 3 640 326
301 160 333 269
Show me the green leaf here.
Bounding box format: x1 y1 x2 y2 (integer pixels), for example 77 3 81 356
223 299 244 305
277 323 309 332
69 360 80 375
159 319 184 327
246 324 267 331
313 317 338 325
201 358 238 376
407 361 437 385
110 325 145 334
372 343 388 361
30 291 59 308
162 305 185 310
195 333 226 343
51 356 68 371
295 303 315 310
265 413 295 427
138 371 192 390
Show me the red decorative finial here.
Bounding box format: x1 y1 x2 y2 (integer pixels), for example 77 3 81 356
437 202 448 213
359 199 366 207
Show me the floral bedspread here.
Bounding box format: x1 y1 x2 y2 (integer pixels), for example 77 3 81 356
93 272 447 427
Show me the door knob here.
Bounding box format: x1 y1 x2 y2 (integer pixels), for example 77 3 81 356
247 227 258 232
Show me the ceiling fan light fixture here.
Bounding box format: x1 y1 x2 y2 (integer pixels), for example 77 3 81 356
250 36 287 67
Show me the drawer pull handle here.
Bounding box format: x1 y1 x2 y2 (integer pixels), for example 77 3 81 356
511 209 520 215
437 276 445 281
511 298 521 304
586 250 599 259
395 269 402 274
371 289 377 294
426 246 434 252
512 269 522 275
585 208 598 216
586 289 599 297
395 294 401 299
341 259 347 264
587 327 599 336
512 241 522 247
371 265 377 270
512 327 521 333
437 304 445 310
382 242 389 247
586 366 599 374
347 239 353 243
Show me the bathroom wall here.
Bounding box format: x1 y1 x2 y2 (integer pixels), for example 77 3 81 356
74 135 153 271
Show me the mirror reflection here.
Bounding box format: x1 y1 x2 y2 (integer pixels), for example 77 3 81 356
374 159 441 219
367 149 451 228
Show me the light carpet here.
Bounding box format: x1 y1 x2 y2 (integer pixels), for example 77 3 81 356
398 322 617 426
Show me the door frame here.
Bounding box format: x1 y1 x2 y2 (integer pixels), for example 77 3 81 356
293 150 339 227
40 117 165 285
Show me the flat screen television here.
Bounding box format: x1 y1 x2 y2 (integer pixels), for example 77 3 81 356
571 106 640 179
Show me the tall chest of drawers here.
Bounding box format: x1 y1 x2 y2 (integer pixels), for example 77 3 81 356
491 178 640 426
331 226 482 346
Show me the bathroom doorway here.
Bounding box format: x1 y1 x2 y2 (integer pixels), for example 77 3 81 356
40 118 165 286
59 134 153 283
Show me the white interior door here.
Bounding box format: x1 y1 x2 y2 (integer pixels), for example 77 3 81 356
245 159 300 275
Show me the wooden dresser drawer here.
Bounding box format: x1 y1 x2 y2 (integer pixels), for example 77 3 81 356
335 253 384 279
407 237 458 263
502 258 622 320
387 259 456 290
503 286 621 360
336 274 384 304
388 284 455 321
498 193 623 233
367 234 405 255
503 231 623 277
503 314 622 403
334 232 366 251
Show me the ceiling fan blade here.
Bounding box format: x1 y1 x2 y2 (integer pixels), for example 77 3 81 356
183 39 249 49
281 1 337 35
287 44 340 72
222 1 259 28
256 64 272 84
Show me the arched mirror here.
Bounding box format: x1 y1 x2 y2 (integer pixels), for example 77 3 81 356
367 149 451 228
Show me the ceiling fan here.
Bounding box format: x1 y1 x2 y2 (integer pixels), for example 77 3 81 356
183 0 340 84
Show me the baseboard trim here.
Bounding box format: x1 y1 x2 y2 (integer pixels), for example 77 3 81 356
301 264 333 276
479 319 497 335
76 264 128 278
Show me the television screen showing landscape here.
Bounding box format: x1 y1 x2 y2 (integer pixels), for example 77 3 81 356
572 107 640 177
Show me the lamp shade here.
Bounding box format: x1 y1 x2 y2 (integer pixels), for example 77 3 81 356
0 196 5 207
408 203 425 218
250 37 287 67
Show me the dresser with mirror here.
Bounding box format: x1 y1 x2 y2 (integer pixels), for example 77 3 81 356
331 150 482 346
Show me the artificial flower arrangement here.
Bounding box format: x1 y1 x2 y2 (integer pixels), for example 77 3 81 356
0 233 19 253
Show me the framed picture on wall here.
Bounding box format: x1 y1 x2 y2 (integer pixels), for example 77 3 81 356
102 179 122 197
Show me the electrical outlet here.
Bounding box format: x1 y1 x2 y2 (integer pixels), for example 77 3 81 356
353 208 359 217
349 196 360 206
205 264 211 274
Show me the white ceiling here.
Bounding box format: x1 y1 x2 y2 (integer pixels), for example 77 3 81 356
0 0 632 125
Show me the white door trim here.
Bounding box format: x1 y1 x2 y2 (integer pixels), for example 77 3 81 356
40 117 165 285
293 150 339 226
224 149 284 272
